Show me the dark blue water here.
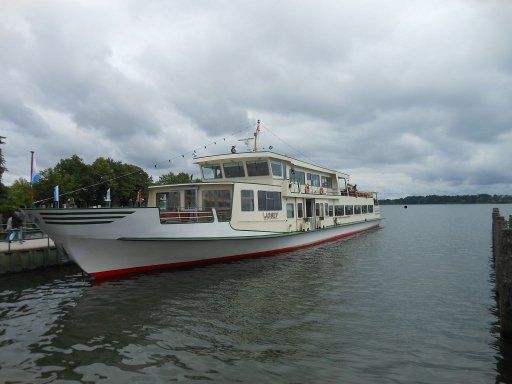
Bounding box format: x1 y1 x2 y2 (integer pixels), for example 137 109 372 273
1 205 511 383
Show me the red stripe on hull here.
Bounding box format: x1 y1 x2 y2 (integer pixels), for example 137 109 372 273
89 224 379 279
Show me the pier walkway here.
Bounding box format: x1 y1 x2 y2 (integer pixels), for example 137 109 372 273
0 237 70 275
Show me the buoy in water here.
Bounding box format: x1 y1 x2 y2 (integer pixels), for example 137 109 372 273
404 205 408 209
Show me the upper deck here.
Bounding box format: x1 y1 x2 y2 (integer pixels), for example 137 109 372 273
194 151 350 191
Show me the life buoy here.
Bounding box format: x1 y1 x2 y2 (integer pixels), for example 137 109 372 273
305 184 310 193
320 187 324 195
355 191 359 198
364 192 368 198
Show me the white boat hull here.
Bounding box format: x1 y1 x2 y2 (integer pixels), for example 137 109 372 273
25 208 380 279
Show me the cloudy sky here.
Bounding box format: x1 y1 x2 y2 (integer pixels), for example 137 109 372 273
1 0 511 198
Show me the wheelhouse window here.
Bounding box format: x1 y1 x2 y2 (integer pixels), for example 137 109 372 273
368 205 374 213
202 164 222 180
362 205 368 214
246 161 270 176
286 203 294 218
271 160 284 178
345 205 354 215
321 176 331 188
307 173 320 187
223 162 245 178
290 169 306 185
258 191 282 211
354 205 362 214
202 190 232 209
335 205 344 216
241 190 254 211
297 202 304 218
315 203 320 216
184 189 197 209
329 205 334 216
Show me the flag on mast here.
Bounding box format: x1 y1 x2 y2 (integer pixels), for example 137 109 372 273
31 154 40 185
53 185 59 203
105 188 111 202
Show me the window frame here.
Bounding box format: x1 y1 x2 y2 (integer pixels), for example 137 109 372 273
270 160 284 178
201 164 223 180
297 202 304 218
240 190 254 211
246 160 270 177
286 202 294 218
223 162 245 178
257 191 282 211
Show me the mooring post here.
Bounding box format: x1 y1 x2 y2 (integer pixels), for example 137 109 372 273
493 208 512 340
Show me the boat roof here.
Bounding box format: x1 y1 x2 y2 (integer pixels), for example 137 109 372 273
194 151 350 179
149 182 234 190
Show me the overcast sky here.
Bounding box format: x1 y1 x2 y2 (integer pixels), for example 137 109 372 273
1 0 511 198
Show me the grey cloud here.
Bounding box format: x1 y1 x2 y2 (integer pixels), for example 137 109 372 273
1 0 511 197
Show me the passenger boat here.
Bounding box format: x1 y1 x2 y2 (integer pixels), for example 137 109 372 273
25 132 381 279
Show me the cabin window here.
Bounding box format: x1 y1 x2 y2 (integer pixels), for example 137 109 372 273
362 205 368 214
307 173 320 187
223 162 245 178
297 202 304 218
241 190 254 211
329 205 334 217
202 190 232 208
184 189 197 209
321 176 331 188
324 203 329 217
286 203 294 218
246 161 269 176
258 191 282 211
271 160 284 178
368 205 374 213
354 205 362 214
202 164 222 180
290 169 306 185
156 192 169 210
345 205 354 215
335 205 344 216
315 203 320 216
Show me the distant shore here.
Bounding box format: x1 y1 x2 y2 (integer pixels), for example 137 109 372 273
379 194 512 205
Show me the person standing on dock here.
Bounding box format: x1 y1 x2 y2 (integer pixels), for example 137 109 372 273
12 208 25 243
5 214 13 241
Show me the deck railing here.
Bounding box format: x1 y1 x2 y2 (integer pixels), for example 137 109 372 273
159 207 232 224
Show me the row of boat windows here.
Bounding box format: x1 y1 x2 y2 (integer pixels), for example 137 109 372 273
286 202 374 218
156 189 374 216
202 160 333 188
290 170 332 188
202 160 285 179
156 190 232 210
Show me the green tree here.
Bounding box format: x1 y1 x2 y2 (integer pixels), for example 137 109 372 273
155 172 193 185
0 178 31 215
33 155 153 207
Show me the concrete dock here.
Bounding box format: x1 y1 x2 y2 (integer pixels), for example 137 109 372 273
492 208 512 339
0 237 71 275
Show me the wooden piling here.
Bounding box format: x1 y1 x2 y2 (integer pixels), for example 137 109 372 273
492 208 512 339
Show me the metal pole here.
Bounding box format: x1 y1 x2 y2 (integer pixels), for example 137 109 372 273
29 151 34 204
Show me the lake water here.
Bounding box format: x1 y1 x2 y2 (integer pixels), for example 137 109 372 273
1 204 512 383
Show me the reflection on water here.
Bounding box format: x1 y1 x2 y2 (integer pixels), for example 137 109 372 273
1 204 512 383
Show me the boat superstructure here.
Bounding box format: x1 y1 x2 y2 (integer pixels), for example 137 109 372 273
25 149 381 279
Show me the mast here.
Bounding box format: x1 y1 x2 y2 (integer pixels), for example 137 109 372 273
30 150 34 204
253 120 260 152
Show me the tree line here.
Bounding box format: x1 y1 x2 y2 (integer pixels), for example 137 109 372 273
379 194 512 205
0 154 195 216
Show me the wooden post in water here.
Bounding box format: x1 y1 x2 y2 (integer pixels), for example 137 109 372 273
492 208 512 339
